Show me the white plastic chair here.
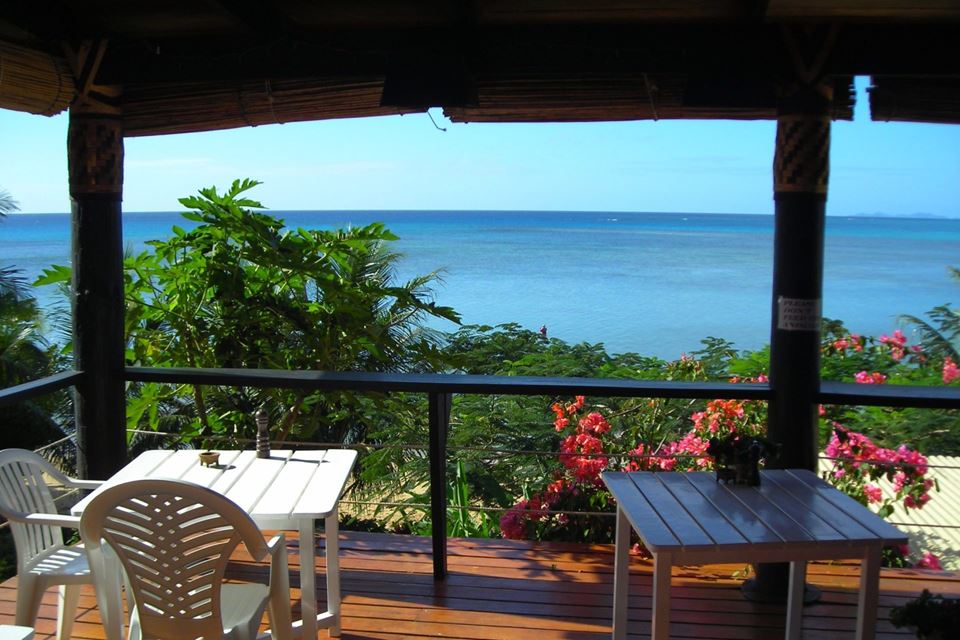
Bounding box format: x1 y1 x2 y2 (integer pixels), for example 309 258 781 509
0 448 103 639
79 478 293 640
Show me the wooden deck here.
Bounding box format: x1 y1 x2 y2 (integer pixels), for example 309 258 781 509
3 531 958 639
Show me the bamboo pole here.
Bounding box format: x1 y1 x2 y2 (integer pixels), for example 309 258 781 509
0 40 75 116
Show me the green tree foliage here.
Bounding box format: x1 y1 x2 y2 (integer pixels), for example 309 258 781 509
0 188 70 452
362 324 740 531
40 180 460 448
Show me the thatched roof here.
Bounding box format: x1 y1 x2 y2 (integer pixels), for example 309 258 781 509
1 1 958 134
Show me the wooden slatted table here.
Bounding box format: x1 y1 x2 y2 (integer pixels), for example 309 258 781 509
602 469 907 640
72 449 357 639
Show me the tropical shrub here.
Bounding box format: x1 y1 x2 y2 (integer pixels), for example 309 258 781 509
0 190 72 452
38 179 460 448
890 589 960 639
821 318 960 454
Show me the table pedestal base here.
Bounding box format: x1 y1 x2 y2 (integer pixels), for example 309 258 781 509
742 562 822 604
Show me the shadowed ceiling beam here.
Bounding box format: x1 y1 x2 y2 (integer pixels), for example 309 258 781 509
90 23 960 86
1 0 93 43
205 0 304 41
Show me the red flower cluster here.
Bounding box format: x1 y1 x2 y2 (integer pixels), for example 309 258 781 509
879 329 908 361
691 399 746 435
500 492 557 540
855 370 888 384
552 396 614 483
559 431 608 483
551 395 585 431
830 333 864 353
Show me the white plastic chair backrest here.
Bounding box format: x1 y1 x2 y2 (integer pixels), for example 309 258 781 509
80 478 269 640
0 448 72 573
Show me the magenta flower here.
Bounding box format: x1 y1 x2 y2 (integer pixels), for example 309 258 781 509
943 357 960 384
855 371 887 384
915 552 942 570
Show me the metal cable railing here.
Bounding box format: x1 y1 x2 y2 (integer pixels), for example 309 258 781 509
122 428 959 525
4 369 958 578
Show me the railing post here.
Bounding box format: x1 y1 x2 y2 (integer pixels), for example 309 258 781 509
428 391 451 580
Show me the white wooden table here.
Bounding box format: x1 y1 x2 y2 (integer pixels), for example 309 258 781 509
72 448 357 639
602 469 907 640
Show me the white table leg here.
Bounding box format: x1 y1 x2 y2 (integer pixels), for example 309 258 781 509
300 518 318 640
856 547 882 640
785 561 806 640
652 552 671 640
612 508 630 640
325 510 342 637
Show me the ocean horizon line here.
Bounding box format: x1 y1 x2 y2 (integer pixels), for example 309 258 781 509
8 209 959 221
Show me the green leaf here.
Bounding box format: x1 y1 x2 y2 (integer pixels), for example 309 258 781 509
33 264 72 286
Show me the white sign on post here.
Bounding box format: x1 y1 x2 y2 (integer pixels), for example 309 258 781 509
777 296 821 331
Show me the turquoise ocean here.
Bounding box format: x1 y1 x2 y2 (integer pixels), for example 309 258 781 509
2 210 958 359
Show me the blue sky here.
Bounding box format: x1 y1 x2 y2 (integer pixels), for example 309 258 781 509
2 78 959 216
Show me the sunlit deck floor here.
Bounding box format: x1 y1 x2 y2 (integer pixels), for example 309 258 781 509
4 531 959 639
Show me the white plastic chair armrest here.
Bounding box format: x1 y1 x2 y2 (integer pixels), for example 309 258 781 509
66 478 104 490
266 534 292 640
23 512 82 529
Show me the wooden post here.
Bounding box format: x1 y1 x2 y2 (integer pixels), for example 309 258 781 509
750 26 836 602
767 80 831 471
428 391 451 580
68 66 126 479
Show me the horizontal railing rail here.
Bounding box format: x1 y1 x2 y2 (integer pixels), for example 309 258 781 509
6 368 956 414
0 370 83 407
124 366 773 399
819 380 960 409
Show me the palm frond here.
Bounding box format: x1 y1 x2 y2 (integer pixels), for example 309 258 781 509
0 188 20 217
900 306 960 362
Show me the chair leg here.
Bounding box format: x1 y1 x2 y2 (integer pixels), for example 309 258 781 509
15 574 44 628
267 602 291 640
235 617 257 640
58 584 81 640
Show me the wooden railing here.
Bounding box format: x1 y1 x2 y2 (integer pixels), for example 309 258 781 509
2 366 958 578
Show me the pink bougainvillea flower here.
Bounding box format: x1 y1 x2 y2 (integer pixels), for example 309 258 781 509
826 426 933 514
500 501 528 539
854 371 887 384
879 329 908 361
915 552 942 570
943 357 960 384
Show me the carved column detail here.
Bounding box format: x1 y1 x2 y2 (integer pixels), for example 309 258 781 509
68 113 124 196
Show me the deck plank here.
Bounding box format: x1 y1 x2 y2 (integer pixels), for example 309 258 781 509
2 530 954 639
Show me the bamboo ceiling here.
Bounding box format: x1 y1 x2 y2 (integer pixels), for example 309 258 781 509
1 1 958 134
